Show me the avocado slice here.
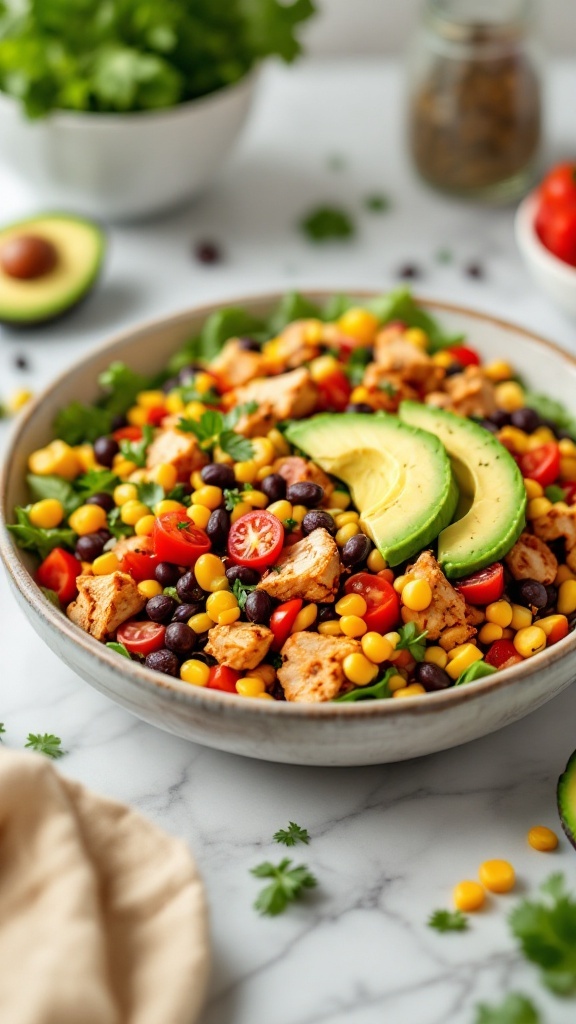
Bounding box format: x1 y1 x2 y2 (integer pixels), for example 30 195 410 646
399 401 526 578
285 412 459 566
0 213 105 325
557 749 576 850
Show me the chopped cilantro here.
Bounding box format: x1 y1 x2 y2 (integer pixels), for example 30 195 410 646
178 406 256 462
364 193 390 212
300 206 355 242
25 733 66 759
251 858 317 916
119 424 154 468
473 994 540 1024
428 909 469 933
106 641 132 659
509 873 576 994
7 506 77 559
232 577 257 610
333 666 395 703
396 622 428 662
283 518 298 531
54 402 114 445
137 480 164 507
273 822 310 846
344 347 372 386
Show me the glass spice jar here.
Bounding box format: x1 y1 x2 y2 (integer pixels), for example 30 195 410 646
407 0 543 201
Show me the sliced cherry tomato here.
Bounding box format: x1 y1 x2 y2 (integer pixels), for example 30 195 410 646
344 572 400 633
207 665 241 693
36 547 81 604
146 405 167 427
121 550 158 582
536 200 576 266
228 510 284 569
270 598 303 651
112 425 143 442
153 510 211 566
538 162 576 208
484 639 523 669
455 562 504 605
563 481 576 505
317 369 352 412
117 620 166 655
446 345 480 367
519 443 561 488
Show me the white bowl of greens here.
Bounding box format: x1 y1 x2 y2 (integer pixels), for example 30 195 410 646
0 0 314 221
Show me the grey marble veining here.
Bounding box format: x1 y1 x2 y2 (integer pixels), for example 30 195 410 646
1 59 576 1024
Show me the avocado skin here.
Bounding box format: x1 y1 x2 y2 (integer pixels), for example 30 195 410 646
557 749 576 851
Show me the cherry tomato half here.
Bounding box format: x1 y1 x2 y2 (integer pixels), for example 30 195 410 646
270 598 303 651
563 481 576 505
536 201 576 267
538 162 576 208
36 547 81 604
146 405 167 427
446 345 480 367
153 510 211 566
519 443 561 489
344 572 400 633
121 550 158 582
117 620 166 656
455 562 504 605
207 665 241 693
484 639 523 670
228 510 284 569
317 369 352 412
112 425 143 443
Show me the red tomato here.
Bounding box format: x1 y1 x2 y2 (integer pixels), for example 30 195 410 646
228 510 284 569
536 200 576 266
455 562 504 605
484 639 523 670
538 162 576 208
146 405 167 427
207 665 241 693
37 547 81 604
446 345 480 367
344 572 400 633
117 620 166 655
270 599 303 651
317 369 352 412
121 550 158 582
153 510 211 566
112 425 143 442
563 481 576 505
519 443 561 488
540 615 570 645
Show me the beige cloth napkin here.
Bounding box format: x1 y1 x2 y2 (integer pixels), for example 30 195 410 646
0 749 210 1024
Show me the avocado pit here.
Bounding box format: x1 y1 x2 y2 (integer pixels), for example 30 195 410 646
0 234 58 280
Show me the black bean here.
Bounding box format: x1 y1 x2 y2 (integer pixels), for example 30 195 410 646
155 561 182 587
14 354 29 370
164 622 196 655
177 572 205 603
244 590 272 625
544 583 558 608
75 533 105 561
464 261 484 279
201 463 236 489
93 436 119 468
286 481 324 507
195 241 223 264
488 409 511 429
302 510 337 535
86 492 115 513
514 579 548 609
237 337 261 351
318 603 338 623
510 407 541 433
194 632 210 650
206 508 230 550
341 533 372 567
416 662 452 691
397 262 422 280
146 595 177 623
260 474 287 503
145 649 180 676
225 565 260 586
444 361 464 377
189 651 217 667
346 403 374 414
172 602 203 622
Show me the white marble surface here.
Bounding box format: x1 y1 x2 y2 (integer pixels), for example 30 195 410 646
1 59 576 1024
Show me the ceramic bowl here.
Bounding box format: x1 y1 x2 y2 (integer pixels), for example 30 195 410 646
1 293 576 766
515 191 576 319
0 73 257 221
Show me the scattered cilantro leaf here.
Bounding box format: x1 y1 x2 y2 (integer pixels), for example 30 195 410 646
428 909 469 933
76 468 119 499
283 518 299 531
180 382 220 406
473 994 540 1024
524 393 576 442
300 206 355 243
273 822 310 846
0 723 5 739
333 666 395 703
171 308 266 370
166 483 189 504
178 407 255 461
54 401 114 445
119 424 154 468
97 362 151 416
40 587 61 609
7 506 77 559
435 248 453 264
219 430 254 462
106 641 131 659
455 660 497 686
396 622 428 662
232 577 257 610
223 488 244 511
364 193 390 212
251 858 317 916
27 474 81 517
267 292 323 334
163 586 181 602
509 872 576 995
107 506 133 539
137 480 164 507
270 653 283 669
176 520 189 530
343 347 372 386
545 484 567 503
25 733 66 759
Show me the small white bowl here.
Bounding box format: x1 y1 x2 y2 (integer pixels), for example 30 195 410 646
515 191 576 318
0 73 258 222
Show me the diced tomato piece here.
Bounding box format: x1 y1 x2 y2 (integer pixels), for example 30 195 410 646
117 620 166 655
36 547 81 604
519 443 561 488
146 405 167 427
538 162 576 209
207 665 241 693
153 510 211 566
112 425 143 442
121 550 158 582
228 510 284 569
537 614 570 645
446 345 481 367
563 481 576 505
270 598 303 651
344 572 400 633
484 639 523 669
316 369 352 412
455 563 504 605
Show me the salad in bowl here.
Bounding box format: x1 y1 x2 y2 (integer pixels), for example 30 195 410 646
7 290 576 708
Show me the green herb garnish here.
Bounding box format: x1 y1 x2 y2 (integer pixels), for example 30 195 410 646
545 484 567 504
232 577 257 610
8 506 77 559
0 723 5 740
300 206 355 243
106 641 132 659
54 402 114 445
364 193 390 212
473 994 540 1024
509 873 576 994
273 822 310 846
40 587 61 608
524 392 576 442
343 347 372 386
178 406 257 461
283 518 299 531
163 586 181 602
25 733 66 759
396 622 428 662
119 424 154 468
455 660 497 686
251 858 317 916
333 666 395 703
428 909 469 933
224 487 245 511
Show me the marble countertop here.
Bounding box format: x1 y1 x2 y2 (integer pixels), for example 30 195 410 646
1 59 575 1024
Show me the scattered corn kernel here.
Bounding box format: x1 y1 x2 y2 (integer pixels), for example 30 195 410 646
523 477 544 499
560 457 576 482
291 504 308 525
513 625 547 658
268 427 290 456
336 593 367 617
180 659 210 687
510 604 532 631
479 859 515 893
327 489 351 510
336 522 360 546
135 514 156 536
485 601 513 628
74 444 96 473
113 483 138 506
250 437 276 468
8 387 33 413
423 646 448 669
309 354 339 383
188 612 214 633
527 496 553 519
236 676 267 697
499 426 529 453
137 579 163 599
559 437 576 457
558 579 576 615
206 590 238 622
29 498 64 529
384 631 401 650
388 673 408 692
234 461 258 484
453 880 485 912
404 326 429 350
185 504 210 529
393 574 413 593
317 620 343 636
290 603 318 633
337 307 379 344
433 350 454 368
446 644 483 679
195 553 228 592
527 826 559 852
392 683 426 698
342 652 378 686
361 632 393 663
479 622 504 644
191 485 223 510
242 489 269 509
334 511 360 528
494 381 525 412
402 579 432 611
184 401 206 421
218 607 241 625
555 564 576 585
69 503 107 536
126 405 149 427
257 465 274 481
92 552 120 575
29 440 81 480
340 614 368 638
165 391 185 415
367 549 387 572
120 500 150 526
268 500 293 522
484 360 513 382
230 501 252 524
155 499 185 516
149 462 178 491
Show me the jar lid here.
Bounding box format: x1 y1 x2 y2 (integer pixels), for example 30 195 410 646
425 0 535 43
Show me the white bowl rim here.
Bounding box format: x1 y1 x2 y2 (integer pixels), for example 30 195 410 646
515 190 576 284
0 67 257 127
1 290 575 723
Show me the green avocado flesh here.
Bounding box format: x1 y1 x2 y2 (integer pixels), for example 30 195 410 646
399 401 526 578
558 750 576 850
0 214 105 325
285 413 459 566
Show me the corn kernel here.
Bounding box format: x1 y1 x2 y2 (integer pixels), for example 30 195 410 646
267 428 290 457
531 426 557 446
149 462 178 491
388 673 408 692
309 354 339 383
334 511 359 528
453 880 485 912
336 594 367 617
486 601 513 628
114 458 138 479
80 561 94 575
234 461 258 484
126 405 149 427
336 523 361 546
180 659 211 687
337 307 379 344
8 387 33 413
484 360 513 382
350 385 370 403
267 500 293 522
29 440 81 480
128 469 147 484
250 437 276 468
242 489 269 509
165 391 185 415
327 489 351 510
433 350 454 368
404 327 429 350
361 632 393 663
495 381 525 412
446 644 483 679
479 859 515 894
559 438 576 457
135 514 156 537
479 622 504 644
558 579 576 615
113 483 138 507
155 499 185 515
236 676 267 697
256 465 274 481
527 497 553 520
523 477 543 499
290 603 318 633
367 549 387 572
191 485 223 510
555 564 576 585
291 504 308 525
206 590 238 622
402 579 432 611
513 625 546 658
29 498 64 529
218 607 241 625
120 500 150 526
137 579 163 599
184 401 206 421
423 646 448 669
74 444 96 473
188 612 214 633
340 614 367 638
537 614 568 639
317 620 343 636
92 552 120 575
560 456 576 482
384 631 401 649
393 574 413 593
510 604 532 630
392 683 426 698
186 504 211 529
527 826 559 852
498 426 529 453
194 553 228 592
230 501 252 524
342 652 378 686
69 503 107 536
212 445 234 465
190 470 204 490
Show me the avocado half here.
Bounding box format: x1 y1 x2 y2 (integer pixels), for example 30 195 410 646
0 213 105 326
557 749 576 850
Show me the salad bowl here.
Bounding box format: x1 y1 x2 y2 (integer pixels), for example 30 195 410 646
1 292 576 766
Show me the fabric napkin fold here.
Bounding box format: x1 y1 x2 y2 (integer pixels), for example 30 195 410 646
0 749 209 1024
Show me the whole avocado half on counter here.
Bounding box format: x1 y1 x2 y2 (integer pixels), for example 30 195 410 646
557 749 576 850
0 213 105 326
